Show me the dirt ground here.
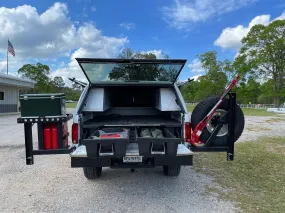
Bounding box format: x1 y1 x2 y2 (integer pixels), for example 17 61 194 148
0 111 285 213
239 115 285 142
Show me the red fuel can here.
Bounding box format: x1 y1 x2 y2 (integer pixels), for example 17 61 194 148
44 124 52 150
51 124 58 149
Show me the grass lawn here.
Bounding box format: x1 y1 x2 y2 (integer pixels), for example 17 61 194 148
186 104 279 117
66 102 77 108
194 137 285 213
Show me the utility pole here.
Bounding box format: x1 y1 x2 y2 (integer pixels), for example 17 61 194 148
7 43 8 75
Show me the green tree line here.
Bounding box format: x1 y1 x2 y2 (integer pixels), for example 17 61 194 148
181 19 285 106
18 63 81 101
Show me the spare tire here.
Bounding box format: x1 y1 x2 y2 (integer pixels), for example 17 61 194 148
191 96 244 146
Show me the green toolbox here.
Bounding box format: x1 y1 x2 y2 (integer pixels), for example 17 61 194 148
20 93 66 117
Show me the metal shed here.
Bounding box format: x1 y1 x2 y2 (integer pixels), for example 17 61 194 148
0 73 34 113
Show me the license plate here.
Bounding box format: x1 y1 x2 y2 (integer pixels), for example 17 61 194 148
123 156 143 163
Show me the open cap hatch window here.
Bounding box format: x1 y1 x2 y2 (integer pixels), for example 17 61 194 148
76 58 187 84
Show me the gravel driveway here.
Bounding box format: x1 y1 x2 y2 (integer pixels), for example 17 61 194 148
239 115 285 142
1 111 284 213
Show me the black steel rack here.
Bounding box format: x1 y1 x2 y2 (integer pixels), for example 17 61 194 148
17 114 73 123
17 114 74 165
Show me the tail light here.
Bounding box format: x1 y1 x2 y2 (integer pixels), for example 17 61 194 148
185 122 191 143
72 123 78 144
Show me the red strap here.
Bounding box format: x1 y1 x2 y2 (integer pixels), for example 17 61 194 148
100 134 121 138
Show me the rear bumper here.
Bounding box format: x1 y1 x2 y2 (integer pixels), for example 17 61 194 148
70 144 193 168
71 155 193 168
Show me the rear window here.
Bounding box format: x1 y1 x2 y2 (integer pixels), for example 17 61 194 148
77 59 186 84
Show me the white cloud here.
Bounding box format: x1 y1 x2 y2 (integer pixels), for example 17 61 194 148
162 0 256 30
91 6 96 12
0 3 129 83
182 74 202 82
59 61 65 67
214 25 250 50
0 57 28 76
120 22 136 30
0 3 76 58
51 30 128 86
276 12 285 20
188 58 204 73
141 50 163 59
51 32 128 86
152 36 158 41
191 74 202 81
214 12 285 50
78 0 92 17
82 6 88 17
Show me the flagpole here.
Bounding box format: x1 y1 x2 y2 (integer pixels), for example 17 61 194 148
7 39 8 75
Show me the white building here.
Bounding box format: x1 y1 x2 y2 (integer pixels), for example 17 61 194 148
0 73 34 113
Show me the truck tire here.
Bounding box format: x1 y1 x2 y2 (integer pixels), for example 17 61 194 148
191 96 244 146
163 165 181 176
83 167 102 179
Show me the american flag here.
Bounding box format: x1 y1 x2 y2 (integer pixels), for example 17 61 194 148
8 40 15 57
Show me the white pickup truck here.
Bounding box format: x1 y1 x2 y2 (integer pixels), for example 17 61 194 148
18 58 244 180
69 58 244 179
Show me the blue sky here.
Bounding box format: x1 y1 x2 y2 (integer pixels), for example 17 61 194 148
0 0 284 84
